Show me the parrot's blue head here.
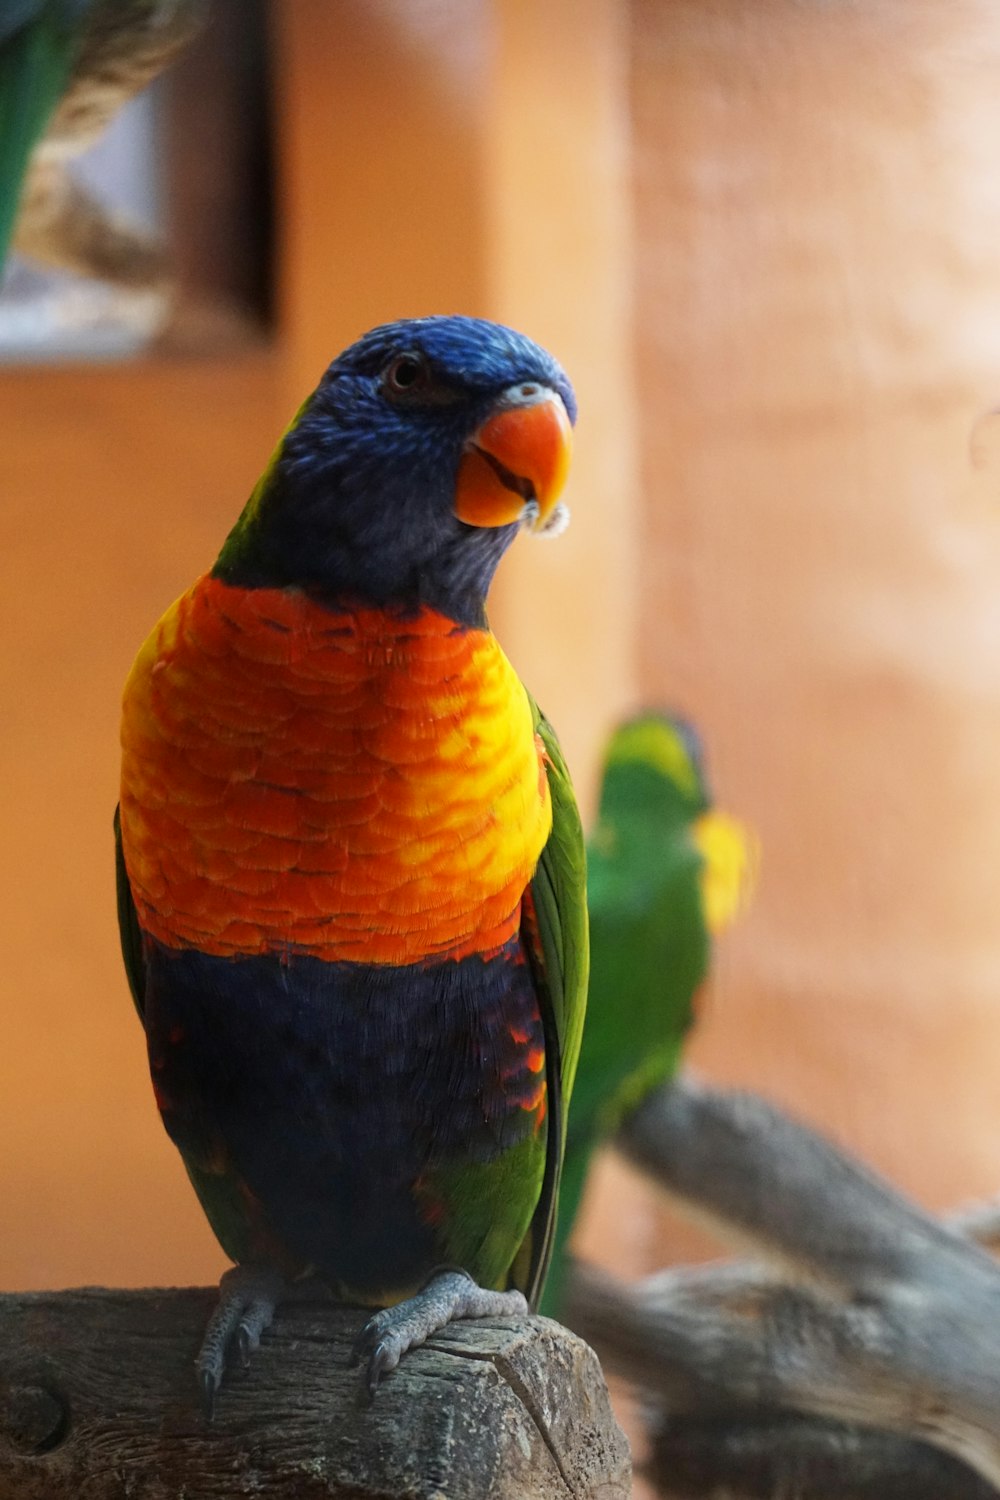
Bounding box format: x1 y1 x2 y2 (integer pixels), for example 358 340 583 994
214 316 576 626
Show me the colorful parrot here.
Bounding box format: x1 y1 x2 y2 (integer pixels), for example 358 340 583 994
0 0 205 279
116 316 588 1406
539 712 753 1320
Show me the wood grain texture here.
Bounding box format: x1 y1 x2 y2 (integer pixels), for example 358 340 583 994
567 1075 1000 1496
646 1413 999 1500
0 1289 630 1499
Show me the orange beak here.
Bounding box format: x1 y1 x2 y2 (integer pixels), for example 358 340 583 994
455 388 573 532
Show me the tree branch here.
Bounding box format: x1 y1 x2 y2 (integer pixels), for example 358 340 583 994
0 1288 630 1499
949 1196 1000 1254
568 1258 1000 1487
647 1411 1000 1500
564 1074 1000 1497
11 0 208 290
617 1074 997 1296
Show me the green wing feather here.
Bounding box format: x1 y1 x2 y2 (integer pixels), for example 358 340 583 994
508 698 589 1308
0 1 91 267
114 802 146 1021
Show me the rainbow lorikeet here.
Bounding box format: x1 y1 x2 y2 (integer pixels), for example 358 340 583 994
116 316 589 1404
540 712 754 1319
0 0 204 277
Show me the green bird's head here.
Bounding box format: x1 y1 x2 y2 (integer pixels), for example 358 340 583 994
596 712 711 828
590 710 754 939
571 709 755 1154
214 315 576 627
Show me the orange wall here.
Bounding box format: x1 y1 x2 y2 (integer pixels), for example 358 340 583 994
0 356 279 1288
0 0 634 1290
7 0 1000 1315
575 0 1000 1284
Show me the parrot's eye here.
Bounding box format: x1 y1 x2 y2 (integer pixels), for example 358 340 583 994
381 351 463 407
384 353 430 395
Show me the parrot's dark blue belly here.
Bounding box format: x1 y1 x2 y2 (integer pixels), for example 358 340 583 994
143 935 547 1299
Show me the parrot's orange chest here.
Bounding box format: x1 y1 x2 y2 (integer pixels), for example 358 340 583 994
119 576 552 965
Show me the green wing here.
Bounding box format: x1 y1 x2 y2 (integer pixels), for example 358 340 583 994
0 1 90 267
114 803 147 1022
508 698 589 1308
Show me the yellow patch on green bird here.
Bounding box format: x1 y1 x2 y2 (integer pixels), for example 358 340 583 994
693 810 758 934
603 718 701 798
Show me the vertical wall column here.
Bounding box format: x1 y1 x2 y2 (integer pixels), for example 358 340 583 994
275 0 491 399
632 0 1000 1223
485 0 640 813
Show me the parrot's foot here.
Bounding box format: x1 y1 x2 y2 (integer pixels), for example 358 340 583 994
196 1265 285 1417
351 1269 528 1397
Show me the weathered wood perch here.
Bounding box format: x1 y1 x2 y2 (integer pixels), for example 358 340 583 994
0 1288 630 1499
565 1073 1000 1499
644 1412 1000 1500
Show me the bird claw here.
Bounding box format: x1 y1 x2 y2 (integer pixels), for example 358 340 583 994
235 1323 253 1371
351 1318 404 1398
351 1269 528 1396
194 1266 284 1416
199 1367 219 1421
365 1336 401 1398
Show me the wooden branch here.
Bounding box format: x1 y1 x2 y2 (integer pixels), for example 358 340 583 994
563 1074 1000 1497
11 0 208 290
14 163 171 292
949 1196 1000 1254
568 1260 1000 1488
647 1412 1000 1500
616 1075 998 1296
0 1288 630 1499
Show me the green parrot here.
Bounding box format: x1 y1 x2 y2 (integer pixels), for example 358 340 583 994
0 0 205 279
540 711 754 1319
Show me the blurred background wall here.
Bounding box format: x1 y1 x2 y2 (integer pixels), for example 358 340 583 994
3 0 1000 1320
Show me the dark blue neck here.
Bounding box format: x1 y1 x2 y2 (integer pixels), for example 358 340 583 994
212 410 517 629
